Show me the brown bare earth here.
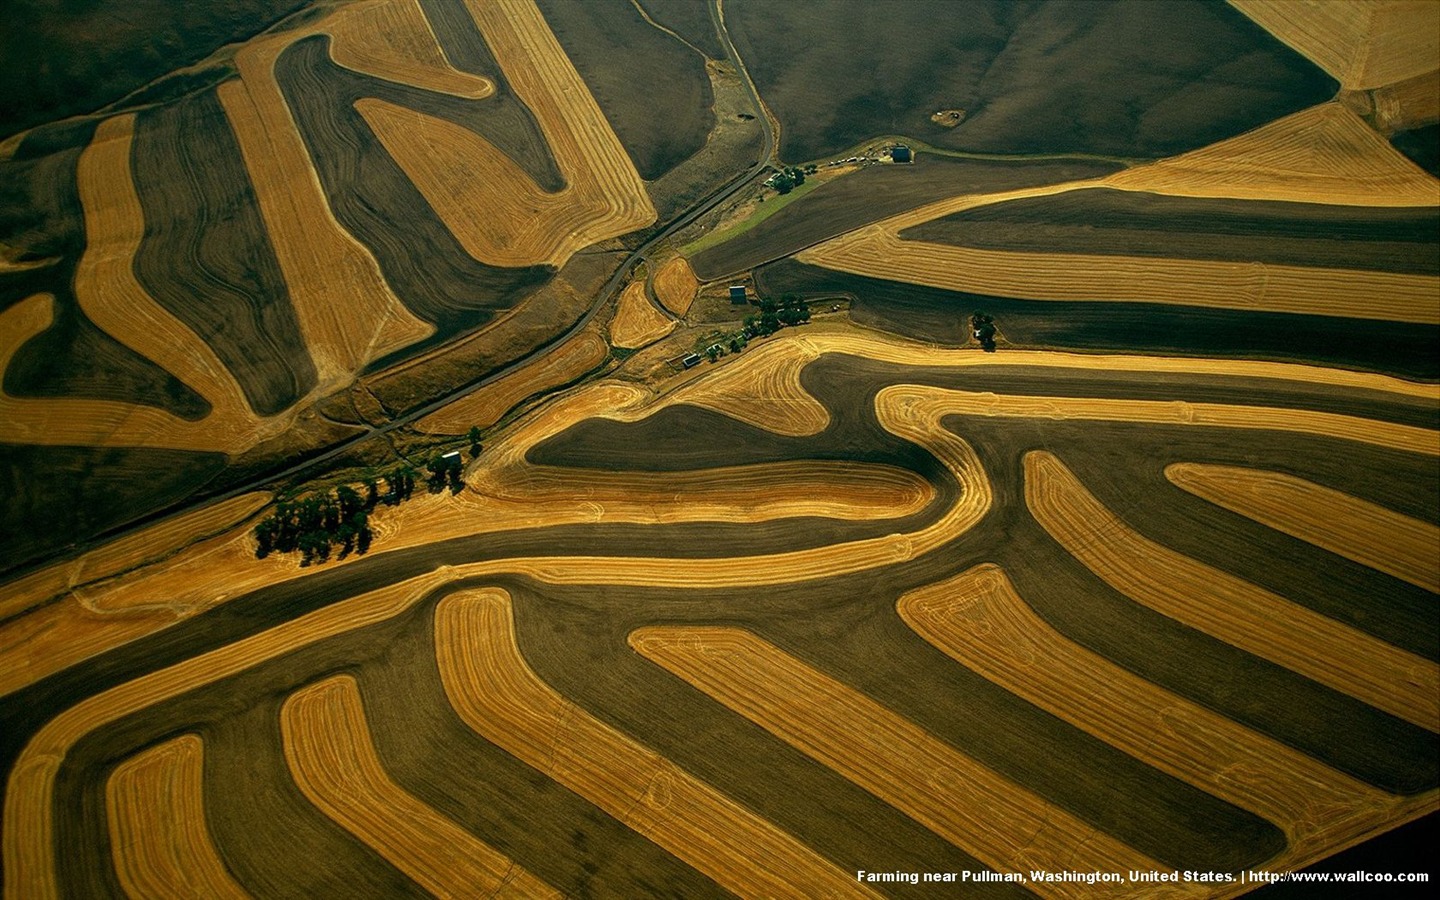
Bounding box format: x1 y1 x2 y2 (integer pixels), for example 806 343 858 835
1166 463 1440 593
1026 450 1439 732
281 675 561 899
435 588 877 900
105 734 247 900
799 105 1439 324
324 0 495 99
630 625 1193 899
651 256 699 316
3 572 459 900
0 294 271 453
898 565 1433 877
416 329 608 434
1230 0 1440 90
609 279 675 348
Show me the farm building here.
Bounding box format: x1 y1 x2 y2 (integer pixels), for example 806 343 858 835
729 284 747 302
891 145 913 163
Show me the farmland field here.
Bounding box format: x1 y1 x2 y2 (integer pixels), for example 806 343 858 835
2 0 1438 896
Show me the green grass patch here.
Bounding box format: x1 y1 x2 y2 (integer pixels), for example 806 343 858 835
682 177 824 256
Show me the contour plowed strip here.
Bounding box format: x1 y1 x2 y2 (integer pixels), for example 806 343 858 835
630 625 1195 900
667 335 829 437
610 279 675 348
1026 451 1439 732
1166 463 1440 593
105 734 248 899
281 674 560 899
325 0 495 98
652 257 699 316
220 16 432 384
898 564 1414 871
805 224 1440 325
434 588 876 900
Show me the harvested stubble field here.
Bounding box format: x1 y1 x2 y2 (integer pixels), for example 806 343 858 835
416 328 609 433
610 279 676 348
4 328 1436 896
0 0 684 570
651 256 700 316
1230 0 1440 91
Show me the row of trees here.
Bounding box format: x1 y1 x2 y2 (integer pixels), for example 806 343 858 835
253 486 375 565
255 439 482 565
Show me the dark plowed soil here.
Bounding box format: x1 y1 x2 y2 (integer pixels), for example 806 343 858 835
726 0 1336 163
274 36 553 350
756 259 1440 381
537 0 713 181
901 187 1440 276
1 119 211 420
6 353 1434 893
692 154 1124 279
132 89 315 417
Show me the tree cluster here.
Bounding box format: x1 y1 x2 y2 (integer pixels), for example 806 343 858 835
253 486 375 566
426 452 466 494
971 311 997 352
769 165 807 195
743 294 811 339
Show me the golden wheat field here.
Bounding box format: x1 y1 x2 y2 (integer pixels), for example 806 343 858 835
651 256 700 316
3 0 1439 896
609 278 676 348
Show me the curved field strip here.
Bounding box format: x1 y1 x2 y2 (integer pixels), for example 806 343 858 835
0 492 269 623
3 571 460 900
481 459 934 522
281 674 560 899
325 0 494 99
353 0 656 270
666 335 829 437
610 279 675 348
72 115 280 446
72 115 251 423
630 626 1192 899
0 295 245 452
652 256 699 316
1026 451 1440 732
1230 1 1439 90
1167 463 1440 593
104 734 247 900
219 13 433 387
416 329 608 433
1104 103 1440 206
804 222 1440 325
435 588 878 900
898 565 1426 873
18 327 1434 673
